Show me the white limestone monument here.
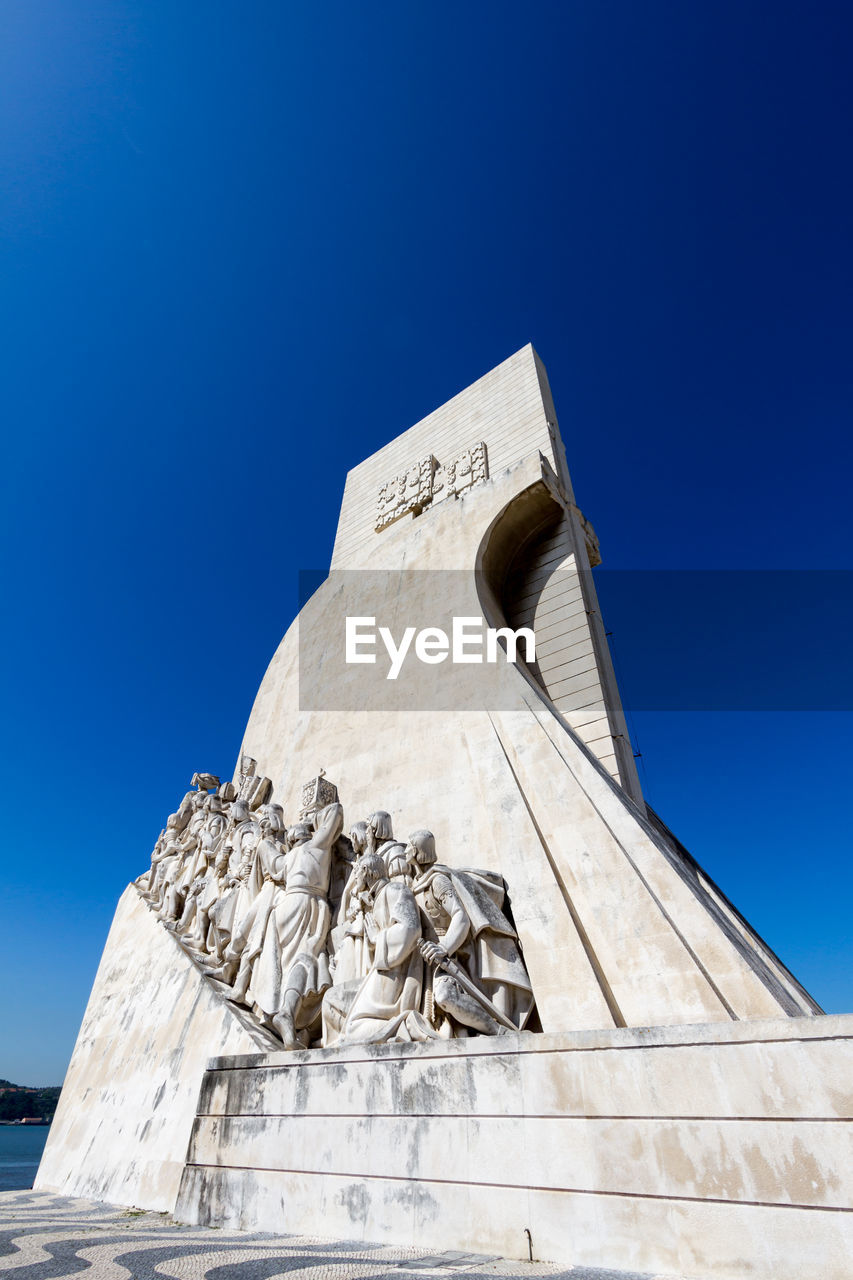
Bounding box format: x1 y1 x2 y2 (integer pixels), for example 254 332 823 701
37 347 852 1278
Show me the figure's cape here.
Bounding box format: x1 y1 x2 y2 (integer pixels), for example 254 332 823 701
413 864 516 941
414 864 534 1021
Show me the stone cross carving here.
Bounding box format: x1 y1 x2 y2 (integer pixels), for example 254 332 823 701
375 441 488 531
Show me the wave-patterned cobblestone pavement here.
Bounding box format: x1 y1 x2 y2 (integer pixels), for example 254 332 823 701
0 1191 665 1280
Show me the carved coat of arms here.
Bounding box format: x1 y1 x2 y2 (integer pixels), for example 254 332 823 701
375 441 488 532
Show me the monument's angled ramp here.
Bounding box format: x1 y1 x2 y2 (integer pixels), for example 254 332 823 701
36 887 277 1211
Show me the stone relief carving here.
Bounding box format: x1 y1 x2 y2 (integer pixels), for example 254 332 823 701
236 755 273 811
375 454 436 531
299 770 339 820
432 441 488 506
375 441 488 531
138 771 536 1050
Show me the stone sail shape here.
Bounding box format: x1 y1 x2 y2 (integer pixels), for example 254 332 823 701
239 344 820 1031
35 885 278 1211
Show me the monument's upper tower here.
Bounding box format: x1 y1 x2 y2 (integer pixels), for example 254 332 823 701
333 345 642 801
332 345 571 566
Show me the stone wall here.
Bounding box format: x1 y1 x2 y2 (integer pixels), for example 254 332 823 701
176 1015 853 1279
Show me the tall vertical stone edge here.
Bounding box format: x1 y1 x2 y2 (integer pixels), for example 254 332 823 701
39 346 852 1279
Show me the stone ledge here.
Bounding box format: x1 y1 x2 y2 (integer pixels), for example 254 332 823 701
206 1010 853 1072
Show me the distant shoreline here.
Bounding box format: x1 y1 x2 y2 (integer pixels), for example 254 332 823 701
0 1082 61 1126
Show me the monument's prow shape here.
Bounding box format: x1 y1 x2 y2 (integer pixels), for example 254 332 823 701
39 347 852 1280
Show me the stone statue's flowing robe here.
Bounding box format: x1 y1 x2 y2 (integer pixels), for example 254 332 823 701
331 920 370 985
250 887 332 1029
343 880 436 1044
212 845 264 949
322 893 375 1045
148 839 183 895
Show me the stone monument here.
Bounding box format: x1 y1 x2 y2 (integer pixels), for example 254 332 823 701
37 346 852 1278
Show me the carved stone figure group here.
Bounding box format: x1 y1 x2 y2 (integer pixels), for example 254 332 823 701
139 760 535 1050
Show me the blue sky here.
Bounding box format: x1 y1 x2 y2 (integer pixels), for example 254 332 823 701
1 1 851 1083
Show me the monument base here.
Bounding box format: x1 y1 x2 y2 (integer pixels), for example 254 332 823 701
176 1016 853 1280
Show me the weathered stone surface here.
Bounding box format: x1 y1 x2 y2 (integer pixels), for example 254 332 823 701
35 886 276 1210
177 1014 853 1279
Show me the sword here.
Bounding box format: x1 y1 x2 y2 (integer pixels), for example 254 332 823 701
418 940 518 1032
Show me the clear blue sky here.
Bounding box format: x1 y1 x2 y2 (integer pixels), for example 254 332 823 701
1 2 851 1084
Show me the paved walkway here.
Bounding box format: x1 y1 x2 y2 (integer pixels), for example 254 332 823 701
0 1191 663 1280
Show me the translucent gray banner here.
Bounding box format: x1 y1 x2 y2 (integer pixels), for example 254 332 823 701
296 569 853 712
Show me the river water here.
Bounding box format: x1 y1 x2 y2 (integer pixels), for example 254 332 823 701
0 1125 49 1191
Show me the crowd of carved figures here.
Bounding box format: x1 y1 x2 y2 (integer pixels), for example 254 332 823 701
138 758 536 1050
